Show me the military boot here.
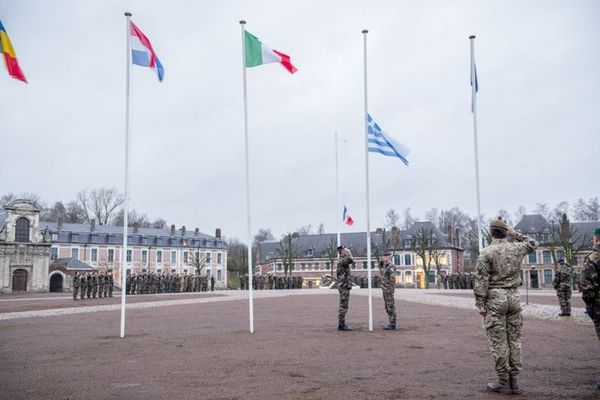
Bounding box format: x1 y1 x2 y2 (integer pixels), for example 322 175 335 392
382 323 396 330
565 303 571 316
509 376 521 395
558 304 568 316
338 324 352 331
486 376 510 394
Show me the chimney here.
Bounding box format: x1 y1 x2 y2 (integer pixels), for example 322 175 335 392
391 226 399 244
215 228 221 239
181 226 186 236
57 218 63 231
90 219 96 232
194 228 199 236
133 222 139 234
560 213 569 240
170 224 176 235
454 228 460 247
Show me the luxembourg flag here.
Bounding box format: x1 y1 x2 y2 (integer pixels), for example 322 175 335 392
343 206 354 226
130 21 164 82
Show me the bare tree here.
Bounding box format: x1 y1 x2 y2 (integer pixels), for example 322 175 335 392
187 248 207 275
514 205 527 224
574 197 600 221
317 223 325 234
276 233 298 276
77 187 124 225
0 192 43 208
323 238 338 276
114 209 150 227
544 214 589 267
226 238 248 277
497 209 513 226
41 201 67 222
152 218 167 229
65 201 86 223
410 226 440 289
552 201 569 221
402 207 415 230
385 209 400 229
297 224 312 235
534 203 552 221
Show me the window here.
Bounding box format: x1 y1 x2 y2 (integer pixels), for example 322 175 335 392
142 250 148 264
362 261 368 269
15 217 30 242
306 249 314 257
127 250 132 263
51 233 58 241
108 249 114 262
394 255 401 265
405 271 413 283
404 254 412 266
556 250 565 260
206 252 212 264
91 249 98 262
528 252 537 264
544 269 553 284
71 248 79 260
542 251 552 264
291 263 295 271
51 248 58 261
301 263 306 270
171 251 177 264
404 238 413 247
206 268 211 278
277 263 283 271
428 271 436 283
183 252 188 263
217 269 222 281
217 253 222 264
157 250 162 263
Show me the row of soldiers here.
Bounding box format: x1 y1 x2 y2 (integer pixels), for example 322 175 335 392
72 271 114 300
240 274 304 290
440 272 476 289
126 271 216 294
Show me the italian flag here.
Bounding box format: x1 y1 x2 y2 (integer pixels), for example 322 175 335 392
244 31 297 74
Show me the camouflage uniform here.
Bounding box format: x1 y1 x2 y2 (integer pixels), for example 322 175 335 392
72 273 80 300
379 260 396 328
580 242 600 341
474 230 537 387
86 273 93 298
552 261 573 316
336 253 353 328
80 274 86 300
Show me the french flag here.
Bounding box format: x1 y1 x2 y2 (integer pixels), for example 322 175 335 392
130 21 164 82
343 206 354 226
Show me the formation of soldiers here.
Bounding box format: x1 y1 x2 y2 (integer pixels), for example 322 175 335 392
440 272 476 289
72 271 114 300
126 271 216 294
240 274 304 290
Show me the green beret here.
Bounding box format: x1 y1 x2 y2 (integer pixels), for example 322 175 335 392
594 226 600 236
490 218 509 231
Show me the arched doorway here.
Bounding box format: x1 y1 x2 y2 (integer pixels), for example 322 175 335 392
12 269 28 291
49 273 64 293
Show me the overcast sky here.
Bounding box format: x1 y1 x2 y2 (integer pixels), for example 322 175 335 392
1 0 598 240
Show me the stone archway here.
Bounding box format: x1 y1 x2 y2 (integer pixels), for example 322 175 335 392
12 269 28 292
49 273 64 293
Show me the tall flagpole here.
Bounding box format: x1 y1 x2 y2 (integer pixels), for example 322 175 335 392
335 132 341 247
469 35 483 253
362 29 373 332
240 20 254 333
120 11 132 338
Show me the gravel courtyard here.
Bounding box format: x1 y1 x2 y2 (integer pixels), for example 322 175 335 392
0 289 598 400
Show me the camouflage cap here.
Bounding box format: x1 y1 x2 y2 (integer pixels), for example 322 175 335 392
489 217 509 231
594 226 600 236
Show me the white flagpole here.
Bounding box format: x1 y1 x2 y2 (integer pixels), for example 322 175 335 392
240 20 254 333
469 35 483 252
362 29 373 332
120 11 132 338
335 132 341 248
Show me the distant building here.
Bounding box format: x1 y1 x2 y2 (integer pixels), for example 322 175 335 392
514 214 598 289
0 200 228 293
257 221 464 288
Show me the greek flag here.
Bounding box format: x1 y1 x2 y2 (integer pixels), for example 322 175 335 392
367 114 410 166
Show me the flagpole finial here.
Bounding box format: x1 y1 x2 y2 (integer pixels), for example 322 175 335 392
239 20 246 25
125 12 132 17
362 29 369 34
469 35 476 39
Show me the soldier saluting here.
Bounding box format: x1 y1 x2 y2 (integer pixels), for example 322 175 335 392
336 246 353 331
580 226 600 390
473 218 537 395
379 252 396 330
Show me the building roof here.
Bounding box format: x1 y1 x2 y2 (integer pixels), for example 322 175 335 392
52 257 95 270
515 214 599 250
40 221 226 249
258 222 461 264
514 214 549 234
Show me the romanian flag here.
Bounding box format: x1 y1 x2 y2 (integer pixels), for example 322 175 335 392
0 19 27 83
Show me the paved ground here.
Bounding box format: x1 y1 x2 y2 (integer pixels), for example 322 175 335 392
0 289 598 400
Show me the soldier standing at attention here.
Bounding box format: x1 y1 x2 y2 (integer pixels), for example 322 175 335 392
86 272 93 299
336 246 353 331
108 271 114 297
211 275 215 291
72 272 80 300
98 273 104 298
553 258 573 316
80 273 86 300
580 226 600 390
474 218 537 395
379 252 396 330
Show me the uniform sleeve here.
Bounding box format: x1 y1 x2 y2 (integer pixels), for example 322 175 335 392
473 252 490 309
512 231 538 255
580 254 599 307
